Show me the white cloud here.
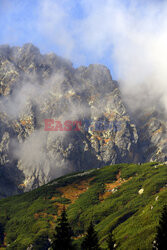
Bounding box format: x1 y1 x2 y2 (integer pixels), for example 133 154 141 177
37 0 75 58
75 0 167 112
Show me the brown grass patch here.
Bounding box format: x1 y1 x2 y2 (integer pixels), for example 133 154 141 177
34 177 94 222
50 177 94 216
99 171 132 201
57 177 94 204
34 212 48 219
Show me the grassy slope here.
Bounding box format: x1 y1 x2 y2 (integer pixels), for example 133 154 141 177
0 162 167 249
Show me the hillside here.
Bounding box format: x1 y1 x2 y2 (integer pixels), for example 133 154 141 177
0 162 167 249
0 44 138 197
1 44 167 198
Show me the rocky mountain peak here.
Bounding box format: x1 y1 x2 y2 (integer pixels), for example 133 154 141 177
0 44 166 198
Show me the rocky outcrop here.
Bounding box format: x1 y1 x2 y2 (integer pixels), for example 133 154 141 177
135 109 167 162
1 43 162 198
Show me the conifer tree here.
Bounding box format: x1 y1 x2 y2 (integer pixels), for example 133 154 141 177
52 207 73 250
153 205 167 250
81 221 100 250
33 234 50 250
107 229 115 250
0 223 4 246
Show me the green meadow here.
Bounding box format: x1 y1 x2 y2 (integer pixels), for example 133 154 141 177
0 162 167 249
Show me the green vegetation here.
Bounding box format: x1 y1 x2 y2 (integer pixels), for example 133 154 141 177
153 205 167 250
52 207 73 250
106 229 115 250
0 162 167 249
81 221 100 250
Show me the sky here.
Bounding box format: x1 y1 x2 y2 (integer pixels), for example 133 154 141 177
0 0 167 82
1 0 167 178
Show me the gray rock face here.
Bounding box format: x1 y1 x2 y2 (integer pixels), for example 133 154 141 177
135 109 167 163
0 43 144 197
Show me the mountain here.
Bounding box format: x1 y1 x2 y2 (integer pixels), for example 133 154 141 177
0 162 166 249
0 43 139 197
0 43 167 198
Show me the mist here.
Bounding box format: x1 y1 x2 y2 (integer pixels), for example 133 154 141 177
35 0 167 114
1 0 167 113
1 0 167 189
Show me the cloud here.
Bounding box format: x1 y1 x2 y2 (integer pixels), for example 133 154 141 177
2 0 167 187
75 0 167 113
36 0 75 58
35 0 167 111
0 71 65 119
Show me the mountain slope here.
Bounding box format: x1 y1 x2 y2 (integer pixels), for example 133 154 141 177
0 162 167 249
1 43 167 199
0 44 138 197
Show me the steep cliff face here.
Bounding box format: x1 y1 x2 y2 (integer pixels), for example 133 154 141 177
135 109 167 162
0 43 144 197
